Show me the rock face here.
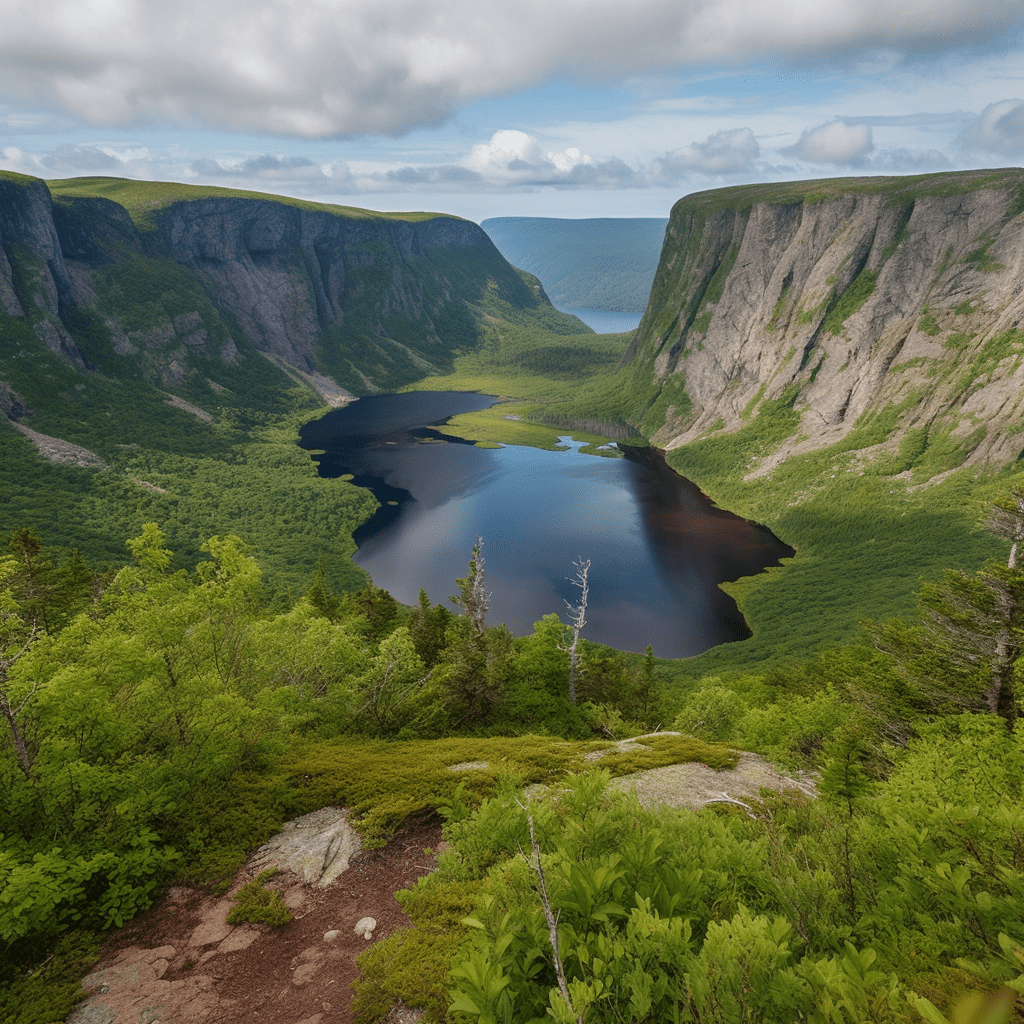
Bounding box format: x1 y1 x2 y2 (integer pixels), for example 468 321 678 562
247 807 361 888
628 169 1024 475
0 173 85 367
0 173 544 399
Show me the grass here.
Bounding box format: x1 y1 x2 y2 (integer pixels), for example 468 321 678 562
47 176 453 231
431 402 620 453
667 168 1024 220
822 270 877 336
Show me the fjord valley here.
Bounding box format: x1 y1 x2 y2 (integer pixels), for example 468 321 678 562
2 169 1024 1023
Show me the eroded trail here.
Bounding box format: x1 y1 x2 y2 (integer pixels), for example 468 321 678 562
68 817 442 1024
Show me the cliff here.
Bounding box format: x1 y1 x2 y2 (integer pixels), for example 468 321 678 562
0 174 560 403
628 169 1024 477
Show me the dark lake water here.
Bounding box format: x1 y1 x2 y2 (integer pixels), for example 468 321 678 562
557 307 643 333
299 392 793 658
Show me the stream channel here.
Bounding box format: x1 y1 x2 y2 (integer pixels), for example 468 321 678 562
299 392 793 658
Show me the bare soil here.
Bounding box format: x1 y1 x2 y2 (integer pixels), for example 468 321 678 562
68 816 443 1024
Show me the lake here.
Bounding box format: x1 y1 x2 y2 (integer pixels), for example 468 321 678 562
557 307 643 333
299 392 792 658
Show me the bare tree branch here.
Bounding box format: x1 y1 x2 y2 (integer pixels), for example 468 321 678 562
516 797 581 1024
559 557 590 705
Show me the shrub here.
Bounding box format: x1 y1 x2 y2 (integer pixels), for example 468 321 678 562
226 869 292 927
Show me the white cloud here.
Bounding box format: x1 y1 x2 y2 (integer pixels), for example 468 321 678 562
869 147 951 171
656 127 760 175
956 99 1024 155
784 120 874 165
467 130 547 171
466 130 595 179
0 0 1021 138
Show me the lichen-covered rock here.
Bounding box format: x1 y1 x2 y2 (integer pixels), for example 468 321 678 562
248 807 361 888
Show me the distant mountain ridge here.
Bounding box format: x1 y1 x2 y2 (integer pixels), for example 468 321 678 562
0 173 575 404
481 217 667 314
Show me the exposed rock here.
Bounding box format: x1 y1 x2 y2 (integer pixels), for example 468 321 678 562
446 760 489 771
0 174 543 402
164 394 213 422
0 174 84 369
354 916 377 940
67 946 222 1024
216 926 260 954
187 899 236 948
0 381 29 420
248 807 361 888
630 169 1024 475
9 420 106 467
64 813 442 1024
292 961 321 987
611 750 818 811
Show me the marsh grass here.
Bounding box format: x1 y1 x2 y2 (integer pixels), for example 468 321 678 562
432 402 619 453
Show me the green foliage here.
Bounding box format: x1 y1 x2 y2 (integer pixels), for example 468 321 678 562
438 772 918 1024
0 930 100 1024
352 875 484 1021
962 238 1003 273
959 329 1024 391
823 270 878 336
765 288 790 333
226 869 293 926
404 715 1024 1024
919 311 941 336
945 331 975 351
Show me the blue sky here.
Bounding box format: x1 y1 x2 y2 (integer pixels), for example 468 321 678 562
2 0 1024 222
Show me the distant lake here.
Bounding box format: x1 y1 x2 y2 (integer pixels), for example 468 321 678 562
299 392 792 658
558 307 643 334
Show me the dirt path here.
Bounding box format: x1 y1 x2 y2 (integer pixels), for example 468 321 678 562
68 817 442 1024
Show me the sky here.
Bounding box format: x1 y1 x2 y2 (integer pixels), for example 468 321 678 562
2 0 1024 223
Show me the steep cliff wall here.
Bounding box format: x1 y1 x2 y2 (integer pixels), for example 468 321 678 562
0 173 85 368
0 174 553 402
629 169 1024 476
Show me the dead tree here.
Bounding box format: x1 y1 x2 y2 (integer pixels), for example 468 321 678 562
560 558 590 705
516 798 581 1024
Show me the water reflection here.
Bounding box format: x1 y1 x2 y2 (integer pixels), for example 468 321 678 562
299 393 792 658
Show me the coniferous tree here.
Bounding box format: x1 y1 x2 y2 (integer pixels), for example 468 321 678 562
451 537 489 633
877 487 1024 728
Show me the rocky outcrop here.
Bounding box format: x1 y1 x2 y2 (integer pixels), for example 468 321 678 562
0 174 543 397
0 173 85 367
629 169 1024 475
